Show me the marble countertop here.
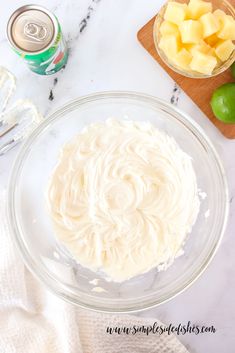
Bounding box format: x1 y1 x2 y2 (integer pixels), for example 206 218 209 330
0 0 234 352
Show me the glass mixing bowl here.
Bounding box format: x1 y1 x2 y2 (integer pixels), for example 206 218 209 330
7 92 229 312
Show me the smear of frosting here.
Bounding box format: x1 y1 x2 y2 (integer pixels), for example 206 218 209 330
0 66 16 117
0 66 43 155
47 119 200 282
91 287 107 293
89 278 99 286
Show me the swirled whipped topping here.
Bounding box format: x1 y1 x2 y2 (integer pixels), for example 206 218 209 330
47 119 200 282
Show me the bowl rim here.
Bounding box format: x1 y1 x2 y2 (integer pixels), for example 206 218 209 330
7 91 230 313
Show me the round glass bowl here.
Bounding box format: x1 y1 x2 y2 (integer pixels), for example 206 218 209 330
8 92 229 312
154 0 235 78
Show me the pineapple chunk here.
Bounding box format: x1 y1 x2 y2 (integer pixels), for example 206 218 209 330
159 35 180 57
200 13 219 38
184 43 194 51
215 40 235 61
164 2 188 25
205 33 220 47
217 15 235 41
173 48 192 70
190 50 217 74
160 21 180 38
188 0 212 20
213 9 226 22
179 20 203 43
188 40 216 56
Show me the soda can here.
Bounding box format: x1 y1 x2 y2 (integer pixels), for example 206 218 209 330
7 5 68 75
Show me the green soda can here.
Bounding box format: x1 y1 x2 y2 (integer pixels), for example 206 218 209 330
7 5 68 75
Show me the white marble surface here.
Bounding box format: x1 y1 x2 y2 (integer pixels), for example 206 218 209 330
0 0 235 352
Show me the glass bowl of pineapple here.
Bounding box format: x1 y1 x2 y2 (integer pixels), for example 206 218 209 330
154 0 235 78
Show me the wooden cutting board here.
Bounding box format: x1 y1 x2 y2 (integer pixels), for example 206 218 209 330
137 16 235 139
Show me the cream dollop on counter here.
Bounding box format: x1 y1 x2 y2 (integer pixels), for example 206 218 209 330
47 119 200 282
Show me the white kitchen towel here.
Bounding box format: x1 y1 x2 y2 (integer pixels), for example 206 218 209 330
0 189 189 353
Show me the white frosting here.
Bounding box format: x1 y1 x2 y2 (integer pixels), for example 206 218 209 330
89 278 99 285
0 67 43 155
47 119 200 282
0 66 16 118
91 287 107 293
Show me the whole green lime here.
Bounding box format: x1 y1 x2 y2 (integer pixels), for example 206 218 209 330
231 62 235 79
210 83 235 124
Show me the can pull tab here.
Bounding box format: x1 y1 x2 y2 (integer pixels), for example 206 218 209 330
24 22 47 41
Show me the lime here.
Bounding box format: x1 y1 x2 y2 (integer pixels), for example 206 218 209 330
210 83 235 124
231 62 235 79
